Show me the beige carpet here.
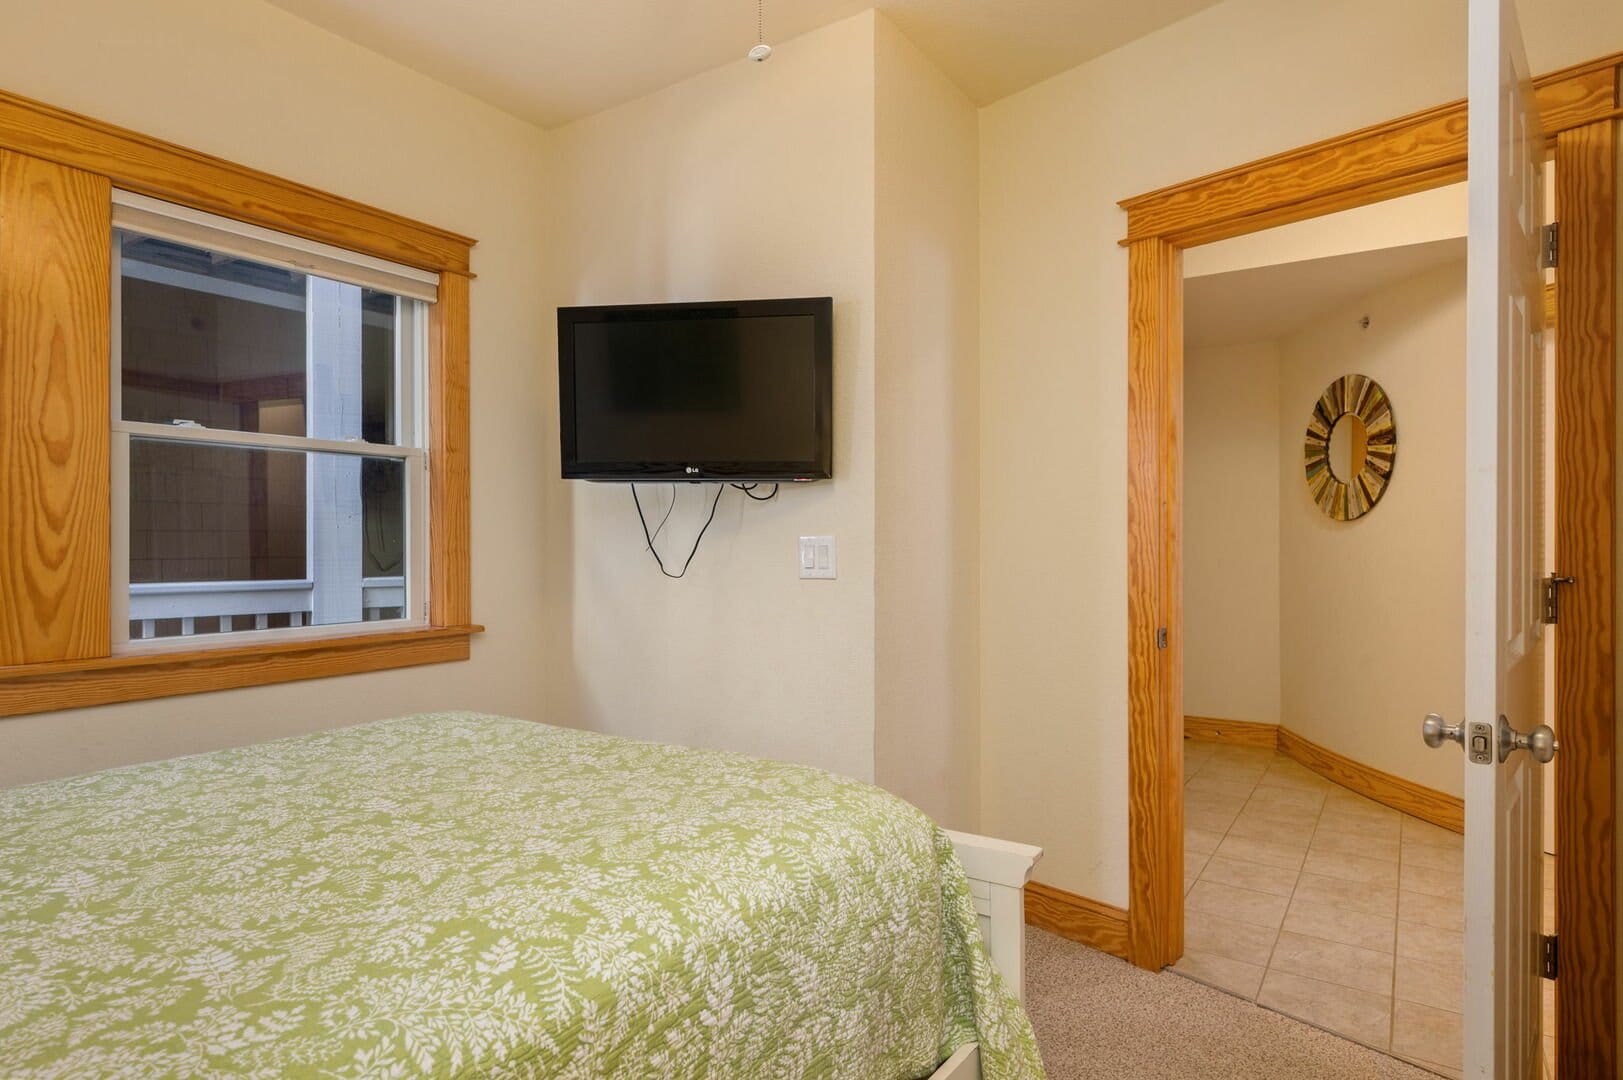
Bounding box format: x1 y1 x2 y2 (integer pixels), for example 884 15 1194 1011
1024 929 1436 1079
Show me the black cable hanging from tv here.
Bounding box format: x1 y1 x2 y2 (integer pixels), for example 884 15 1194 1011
731 482 779 502
631 482 781 578
647 483 678 545
632 484 726 578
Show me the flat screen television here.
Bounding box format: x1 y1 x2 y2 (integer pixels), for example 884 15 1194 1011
558 297 832 481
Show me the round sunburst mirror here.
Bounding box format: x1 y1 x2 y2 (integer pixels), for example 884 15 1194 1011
1304 374 1396 521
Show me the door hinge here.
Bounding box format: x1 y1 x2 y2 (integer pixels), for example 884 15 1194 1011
1542 574 1576 624
1541 934 1559 980
1155 627 1168 650
1542 222 1560 269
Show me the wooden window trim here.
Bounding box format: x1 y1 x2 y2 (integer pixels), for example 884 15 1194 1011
0 625 483 719
1118 51 1619 1076
0 89 479 716
0 153 111 668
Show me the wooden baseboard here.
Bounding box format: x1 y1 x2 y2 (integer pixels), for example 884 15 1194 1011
1182 715 1280 747
1025 881 1130 959
1275 727 1463 834
1185 716 1464 834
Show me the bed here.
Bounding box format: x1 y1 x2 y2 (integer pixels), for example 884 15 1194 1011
0 713 1044 1079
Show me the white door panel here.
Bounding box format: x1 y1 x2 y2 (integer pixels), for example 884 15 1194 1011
1464 0 1549 1075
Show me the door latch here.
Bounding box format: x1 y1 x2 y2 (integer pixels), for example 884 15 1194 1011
1155 627 1168 650
1542 935 1558 980
1423 715 1497 765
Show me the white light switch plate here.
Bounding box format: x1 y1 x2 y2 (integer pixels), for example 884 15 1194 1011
799 535 836 579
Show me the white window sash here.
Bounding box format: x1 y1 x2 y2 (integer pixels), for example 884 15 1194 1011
112 189 440 303
113 420 420 460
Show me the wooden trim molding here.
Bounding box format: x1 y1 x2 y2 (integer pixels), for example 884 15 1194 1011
1274 728 1463 835
1024 881 1130 960
1119 54 1621 248
1124 61 1621 1048
0 151 111 667
1185 719 1464 834
429 272 473 628
0 88 474 274
1551 118 1617 1078
1182 715 1278 748
0 627 480 718
1125 236 1184 970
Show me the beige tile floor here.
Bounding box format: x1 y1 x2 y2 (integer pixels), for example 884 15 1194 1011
1173 739 1555 1079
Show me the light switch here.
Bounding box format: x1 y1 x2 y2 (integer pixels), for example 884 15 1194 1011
799 535 835 579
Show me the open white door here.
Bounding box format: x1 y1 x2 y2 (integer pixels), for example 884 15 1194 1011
1459 0 1556 1074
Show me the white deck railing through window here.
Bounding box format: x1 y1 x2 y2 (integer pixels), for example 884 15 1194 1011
128 577 406 639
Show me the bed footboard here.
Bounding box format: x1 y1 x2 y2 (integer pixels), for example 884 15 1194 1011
945 829 1043 1003
930 1043 981 1079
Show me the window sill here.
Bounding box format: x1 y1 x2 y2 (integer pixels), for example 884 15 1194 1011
0 625 483 719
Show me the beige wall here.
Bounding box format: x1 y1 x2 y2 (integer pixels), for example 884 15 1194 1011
0 4 973 817
978 0 1623 904
1183 341 1282 725
542 12 983 808
0 0 553 786
543 14 881 782
1277 262 1466 799
873 16 981 827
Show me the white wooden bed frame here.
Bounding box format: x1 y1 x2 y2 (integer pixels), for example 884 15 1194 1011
929 830 1044 1080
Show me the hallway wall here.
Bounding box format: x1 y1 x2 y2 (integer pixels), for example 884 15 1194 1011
1276 261 1466 799
1183 340 1282 726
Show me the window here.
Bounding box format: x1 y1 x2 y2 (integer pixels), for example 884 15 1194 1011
0 95 475 717
110 193 433 649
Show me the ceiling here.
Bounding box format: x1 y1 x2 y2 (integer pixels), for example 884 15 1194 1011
261 0 1225 128
1185 238 1468 351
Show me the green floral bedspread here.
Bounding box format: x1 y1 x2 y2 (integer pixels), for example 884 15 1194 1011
0 713 1043 1079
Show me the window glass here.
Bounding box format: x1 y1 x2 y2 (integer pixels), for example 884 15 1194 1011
118 233 401 444
129 440 305 584
362 289 397 444
126 441 406 640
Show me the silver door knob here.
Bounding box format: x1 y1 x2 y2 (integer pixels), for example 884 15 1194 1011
1421 713 1464 749
1498 715 1559 764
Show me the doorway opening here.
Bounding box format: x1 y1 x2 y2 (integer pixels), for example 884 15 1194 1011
1171 186 1547 1075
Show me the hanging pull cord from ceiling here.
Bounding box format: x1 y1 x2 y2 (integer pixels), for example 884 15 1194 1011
748 0 772 61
